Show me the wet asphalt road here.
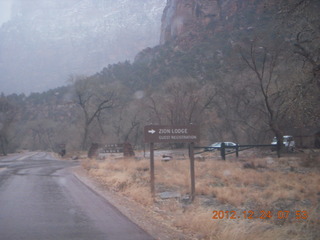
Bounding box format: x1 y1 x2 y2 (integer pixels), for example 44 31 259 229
0 152 153 240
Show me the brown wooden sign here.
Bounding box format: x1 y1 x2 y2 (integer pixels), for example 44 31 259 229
101 143 124 153
144 125 199 143
89 142 135 158
144 125 199 201
102 149 123 153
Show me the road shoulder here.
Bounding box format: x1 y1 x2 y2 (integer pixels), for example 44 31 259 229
72 166 192 240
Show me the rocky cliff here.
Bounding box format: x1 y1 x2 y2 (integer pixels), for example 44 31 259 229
159 0 278 46
160 0 219 44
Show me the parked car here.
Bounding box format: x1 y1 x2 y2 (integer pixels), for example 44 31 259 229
205 142 237 152
271 135 295 152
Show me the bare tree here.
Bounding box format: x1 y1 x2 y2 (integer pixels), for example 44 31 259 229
277 0 319 86
73 77 115 150
278 0 320 127
27 119 58 151
240 41 288 156
0 95 16 155
147 96 162 125
147 78 216 126
209 73 268 144
294 31 320 86
286 31 320 128
112 105 141 145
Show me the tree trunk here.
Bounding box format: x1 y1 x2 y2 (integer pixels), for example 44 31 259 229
0 135 8 156
270 122 283 158
81 125 89 151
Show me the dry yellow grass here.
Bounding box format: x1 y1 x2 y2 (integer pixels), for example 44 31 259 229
81 151 320 240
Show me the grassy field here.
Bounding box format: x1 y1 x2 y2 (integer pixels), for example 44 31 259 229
81 149 320 240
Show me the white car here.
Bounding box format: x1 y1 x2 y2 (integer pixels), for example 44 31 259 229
206 142 237 151
271 135 295 151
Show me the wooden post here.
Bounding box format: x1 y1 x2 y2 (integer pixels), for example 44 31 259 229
236 144 239 158
221 142 226 160
150 142 155 198
189 142 195 201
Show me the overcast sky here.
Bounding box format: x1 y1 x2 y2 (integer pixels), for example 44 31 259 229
0 0 12 26
0 0 166 94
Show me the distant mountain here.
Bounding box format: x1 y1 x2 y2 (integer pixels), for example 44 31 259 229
0 0 165 94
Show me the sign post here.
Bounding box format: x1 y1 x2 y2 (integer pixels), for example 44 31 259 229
144 125 199 201
150 142 155 197
189 142 195 201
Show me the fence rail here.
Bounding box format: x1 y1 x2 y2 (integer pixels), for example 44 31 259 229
195 143 274 160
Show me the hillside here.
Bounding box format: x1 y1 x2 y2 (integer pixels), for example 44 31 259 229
0 0 319 154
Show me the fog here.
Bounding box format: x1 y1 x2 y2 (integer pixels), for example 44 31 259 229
0 0 165 95
0 0 12 25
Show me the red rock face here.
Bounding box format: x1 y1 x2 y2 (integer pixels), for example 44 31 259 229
160 0 221 44
159 0 270 45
